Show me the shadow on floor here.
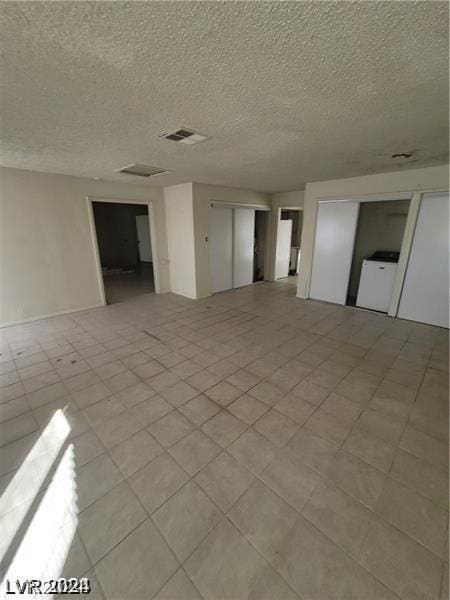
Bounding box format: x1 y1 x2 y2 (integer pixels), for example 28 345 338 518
103 262 154 304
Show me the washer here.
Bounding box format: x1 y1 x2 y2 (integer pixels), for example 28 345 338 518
356 251 399 313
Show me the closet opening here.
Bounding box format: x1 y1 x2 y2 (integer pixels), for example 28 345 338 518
210 203 270 294
345 199 410 312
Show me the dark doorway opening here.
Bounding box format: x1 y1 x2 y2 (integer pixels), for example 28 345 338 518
92 202 154 304
254 211 268 282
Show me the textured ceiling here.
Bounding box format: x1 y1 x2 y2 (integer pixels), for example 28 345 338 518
0 1 448 192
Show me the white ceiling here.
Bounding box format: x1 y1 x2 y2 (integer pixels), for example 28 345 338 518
0 1 448 192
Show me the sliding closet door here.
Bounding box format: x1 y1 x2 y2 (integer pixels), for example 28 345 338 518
398 192 449 328
211 206 233 293
233 208 255 288
309 201 359 304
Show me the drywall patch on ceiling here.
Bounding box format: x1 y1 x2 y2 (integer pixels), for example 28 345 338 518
0 1 448 192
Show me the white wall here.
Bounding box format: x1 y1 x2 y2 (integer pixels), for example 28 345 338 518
0 171 270 322
271 190 305 211
0 167 169 326
193 183 270 298
268 190 304 280
164 183 197 299
298 164 449 298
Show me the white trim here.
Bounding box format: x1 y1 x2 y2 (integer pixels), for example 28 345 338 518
316 187 449 204
86 196 161 301
0 302 105 328
87 196 156 206
148 202 161 293
420 190 450 200
317 192 412 204
210 200 271 211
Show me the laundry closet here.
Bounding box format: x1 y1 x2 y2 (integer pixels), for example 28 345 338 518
309 191 449 328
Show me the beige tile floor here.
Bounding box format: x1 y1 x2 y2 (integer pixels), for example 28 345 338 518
0 280 448 600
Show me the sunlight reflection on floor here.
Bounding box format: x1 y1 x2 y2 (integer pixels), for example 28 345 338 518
1 410 76 599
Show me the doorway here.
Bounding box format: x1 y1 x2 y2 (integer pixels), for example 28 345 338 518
254 210 268 282
91 201 155 304
276 209 303 279
346 199 410 310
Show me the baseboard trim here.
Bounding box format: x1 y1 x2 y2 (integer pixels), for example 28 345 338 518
0 302 106 329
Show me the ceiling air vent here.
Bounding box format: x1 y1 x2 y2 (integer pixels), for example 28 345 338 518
115 164 169 177
159 128 209 145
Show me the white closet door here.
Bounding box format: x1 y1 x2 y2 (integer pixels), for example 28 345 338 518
398 192 449 328
310 201 359 304
233 208 255 288
275 219 293 279
211 206 233 293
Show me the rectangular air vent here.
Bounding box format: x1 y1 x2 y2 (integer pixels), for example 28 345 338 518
115 164 169 177
159 128 208 145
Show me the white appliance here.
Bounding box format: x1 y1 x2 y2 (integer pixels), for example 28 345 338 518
275 219 293 279
356 259 398 312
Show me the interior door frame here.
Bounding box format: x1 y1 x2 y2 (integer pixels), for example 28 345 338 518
209 201 271 293
86 196 161 306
